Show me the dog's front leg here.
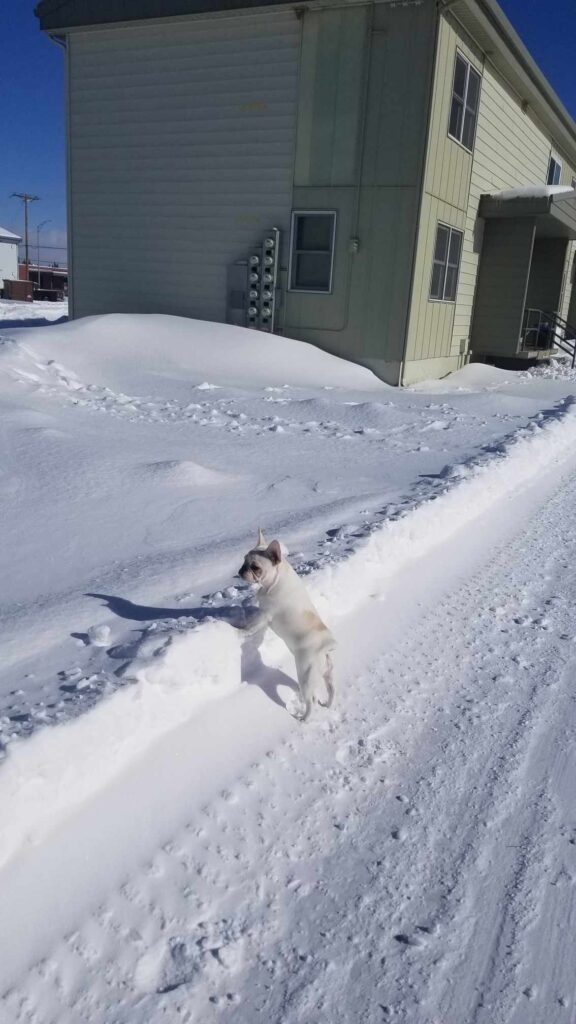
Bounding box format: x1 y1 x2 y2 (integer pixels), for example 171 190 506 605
239 608 270 637
294 654 318 722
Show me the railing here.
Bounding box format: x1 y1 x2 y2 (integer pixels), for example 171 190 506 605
521 308 576 367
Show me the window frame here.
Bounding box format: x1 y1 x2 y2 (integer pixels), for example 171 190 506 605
448 50 482 153
288 210 337 294
541 155 561 188
547 155 562 186
429 222 464 303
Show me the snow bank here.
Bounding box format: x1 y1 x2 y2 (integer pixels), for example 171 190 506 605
0 298 68 324
0 622 241 871
409 362 514 393
2 313 383 391
2 397 576 871
307 398 576 619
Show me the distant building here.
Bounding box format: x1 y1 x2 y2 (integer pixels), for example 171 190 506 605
27 264 68 301
36 0 576 384
0 226 22 294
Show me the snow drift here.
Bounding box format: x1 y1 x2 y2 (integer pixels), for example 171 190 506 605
0 312 384 392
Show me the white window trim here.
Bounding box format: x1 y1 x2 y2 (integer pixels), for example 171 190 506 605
547 154 563 186
429 222 464 303
448 49 481 153
288 210 337 294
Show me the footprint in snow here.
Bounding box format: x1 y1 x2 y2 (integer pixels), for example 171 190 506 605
336 731 388 770
394 925 436 948
135 936 200 994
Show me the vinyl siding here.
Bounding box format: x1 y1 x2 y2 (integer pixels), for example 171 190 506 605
405 195 466 365
67 10 301 320
294 7 367 188
285 1 435 384
404 15 480 370
405 10 576 377
0 241 19 284
422 18 478 213
452 58 570 357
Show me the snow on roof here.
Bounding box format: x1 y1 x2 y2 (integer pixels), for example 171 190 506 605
0 226 22 242
488 185 575 201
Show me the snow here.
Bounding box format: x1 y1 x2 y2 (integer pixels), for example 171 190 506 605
0 298 68 327
0 226 22 241
488 184 575 200
3 312 576 1021
409 361 516 392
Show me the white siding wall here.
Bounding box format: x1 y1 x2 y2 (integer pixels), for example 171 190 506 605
68 11 301 319
0 240 19 284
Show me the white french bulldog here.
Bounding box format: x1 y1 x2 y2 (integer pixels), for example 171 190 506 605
238 529 336 721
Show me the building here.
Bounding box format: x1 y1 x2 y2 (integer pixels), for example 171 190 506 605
27 264 69 301
36 0 576 385
0 226 22 295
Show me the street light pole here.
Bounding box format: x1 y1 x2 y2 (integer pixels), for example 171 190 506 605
36 219 51 293
10 193 40 274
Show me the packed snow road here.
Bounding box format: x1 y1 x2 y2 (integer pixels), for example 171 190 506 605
4 433 576 1022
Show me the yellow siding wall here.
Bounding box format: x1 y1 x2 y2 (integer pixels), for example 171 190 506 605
405 194 466 364
404 16 479 372
405 10 576 381
454 60 575 357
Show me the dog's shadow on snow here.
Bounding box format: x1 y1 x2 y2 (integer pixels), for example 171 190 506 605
85 592 299 712
85 592 217 624
239 631 299 711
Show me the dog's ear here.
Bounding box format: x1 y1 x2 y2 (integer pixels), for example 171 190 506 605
256 527 267 549
266 540 282 565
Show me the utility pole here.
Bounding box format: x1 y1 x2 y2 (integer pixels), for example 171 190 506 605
11 193 40 275
36 219 51 293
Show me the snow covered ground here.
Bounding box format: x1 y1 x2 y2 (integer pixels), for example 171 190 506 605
0 298 68 328
2 312 576 1022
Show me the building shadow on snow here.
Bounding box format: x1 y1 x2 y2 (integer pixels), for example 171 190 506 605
0 315 68 329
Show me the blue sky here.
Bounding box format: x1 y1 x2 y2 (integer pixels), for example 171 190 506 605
499 0 576 122
1 5 66 265
1 0 574 268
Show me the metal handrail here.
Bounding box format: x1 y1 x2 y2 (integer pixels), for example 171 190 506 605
522 307 576 367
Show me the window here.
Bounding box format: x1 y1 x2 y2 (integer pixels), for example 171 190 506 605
430 223 463 302
289 212 336 292
547 156 562 185
448 52 481 151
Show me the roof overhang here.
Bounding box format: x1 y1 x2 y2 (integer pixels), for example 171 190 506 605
34 0 302 31
479 189 576 240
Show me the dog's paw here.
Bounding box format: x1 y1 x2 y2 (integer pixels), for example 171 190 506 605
286 694 311 722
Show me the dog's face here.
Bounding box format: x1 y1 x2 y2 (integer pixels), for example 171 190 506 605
238 538 281 589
